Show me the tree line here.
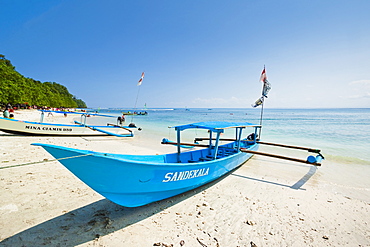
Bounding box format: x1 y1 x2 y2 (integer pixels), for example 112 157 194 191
0 54 87 108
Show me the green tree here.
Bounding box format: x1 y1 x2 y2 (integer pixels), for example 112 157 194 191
0 55 87 108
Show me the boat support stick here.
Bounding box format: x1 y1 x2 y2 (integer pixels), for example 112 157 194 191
236 127 243 151
106 123 133 134
161 141 209 148
195 137 235 142
79 114 87 126
177 129 181 163
240 149 321 166
213 132 221 160
208 130 213 156
40 111 45 123
194 138 321 155
75 121 133 137
257 141 322 154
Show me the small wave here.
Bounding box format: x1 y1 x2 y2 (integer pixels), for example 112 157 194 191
327 182 370 191
149 109 174 111
324 154 370 166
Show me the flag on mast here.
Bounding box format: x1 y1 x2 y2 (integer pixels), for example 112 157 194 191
252 97 264 108
252 67 272 108
260 67 271 98
137 72 145 86
260 67 267 82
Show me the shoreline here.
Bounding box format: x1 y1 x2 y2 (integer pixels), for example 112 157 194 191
0 109 369 246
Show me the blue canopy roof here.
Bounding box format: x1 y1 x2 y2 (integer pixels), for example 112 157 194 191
173 121 260 132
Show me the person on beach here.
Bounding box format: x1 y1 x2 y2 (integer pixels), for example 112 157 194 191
117 115 125 125
3 108 10 118
9 113 14 119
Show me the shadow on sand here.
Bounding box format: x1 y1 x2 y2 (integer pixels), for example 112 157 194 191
232 163 318 191
1 161 318 246
0 174 228 246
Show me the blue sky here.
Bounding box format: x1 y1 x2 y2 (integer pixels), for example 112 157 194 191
1 0 369 108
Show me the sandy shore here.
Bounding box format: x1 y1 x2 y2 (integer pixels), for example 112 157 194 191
0 110 369 246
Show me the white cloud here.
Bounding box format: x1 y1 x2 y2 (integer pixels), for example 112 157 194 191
349 80 370 86
192 96 246 107
345 93 370 99
346 80 370 101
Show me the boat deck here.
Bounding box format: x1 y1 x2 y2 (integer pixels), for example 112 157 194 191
163 141 252 164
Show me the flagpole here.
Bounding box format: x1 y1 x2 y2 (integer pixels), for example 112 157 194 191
251 66 270 140
131 85 141 123
130 72 145 124
258 65 266 140
258 96 265 140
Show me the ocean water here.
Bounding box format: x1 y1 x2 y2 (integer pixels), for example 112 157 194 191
87 108 370 165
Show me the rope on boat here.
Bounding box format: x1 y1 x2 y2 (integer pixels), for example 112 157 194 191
0 153 94 170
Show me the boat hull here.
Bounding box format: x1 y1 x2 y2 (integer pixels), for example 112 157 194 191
0 117 132 136
33 142 259 207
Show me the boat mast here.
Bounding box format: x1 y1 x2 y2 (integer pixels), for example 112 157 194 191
131 72 145 123
258 97 265 139
257 65 270 140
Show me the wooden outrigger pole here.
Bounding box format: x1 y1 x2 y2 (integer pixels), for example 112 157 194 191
240 149 323 166
257 141 321 154
74 120 134 137
193 137 324 166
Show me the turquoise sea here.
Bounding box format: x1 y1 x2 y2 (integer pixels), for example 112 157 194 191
88 108 370 165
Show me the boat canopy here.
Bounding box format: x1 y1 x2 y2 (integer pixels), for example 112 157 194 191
173 121 261 132
169 121 261 163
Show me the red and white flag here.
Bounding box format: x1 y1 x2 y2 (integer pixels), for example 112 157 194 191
137 72 145 86
260 67 267 83
260 67 271 98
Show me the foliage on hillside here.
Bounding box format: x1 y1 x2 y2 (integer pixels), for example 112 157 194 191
0 55 87 108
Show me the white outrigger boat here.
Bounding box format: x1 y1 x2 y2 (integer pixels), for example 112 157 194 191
0 111 136 137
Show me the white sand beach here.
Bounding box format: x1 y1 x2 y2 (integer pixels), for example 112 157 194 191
0 110 369 246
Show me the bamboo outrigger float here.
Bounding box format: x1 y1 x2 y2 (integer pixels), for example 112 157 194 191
194 138 324 166
242 141 324 166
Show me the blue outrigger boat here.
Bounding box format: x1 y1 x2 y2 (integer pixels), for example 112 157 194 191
33 121 262 207
31 68 323 207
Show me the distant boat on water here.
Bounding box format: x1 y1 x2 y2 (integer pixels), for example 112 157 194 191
122 111 148 116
